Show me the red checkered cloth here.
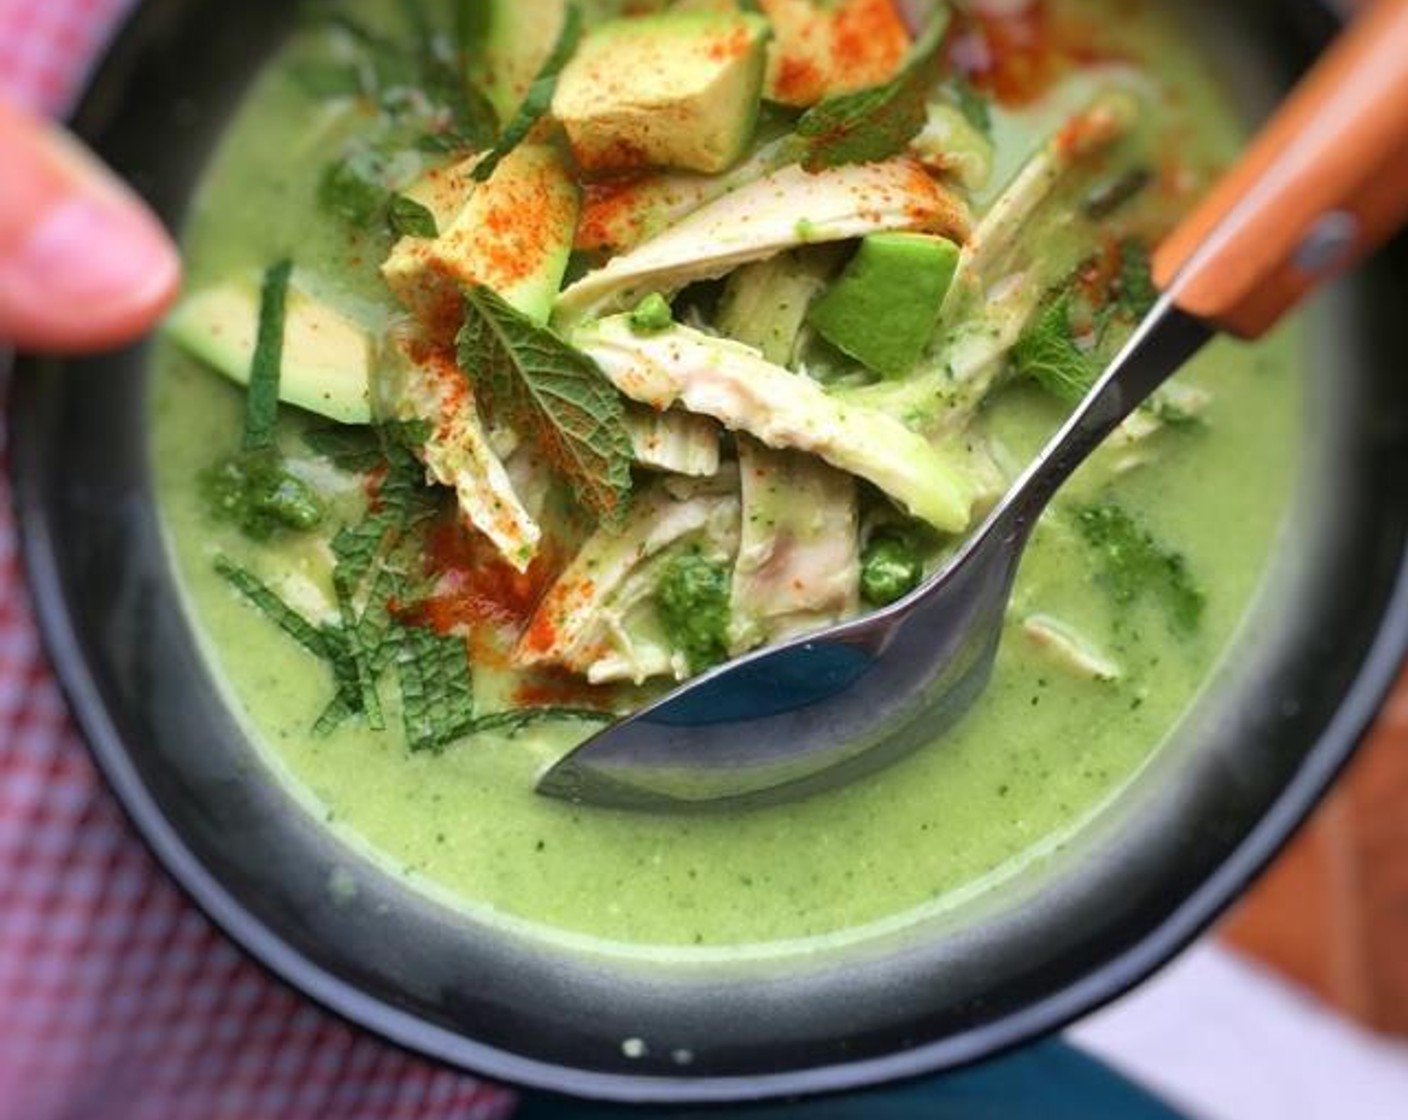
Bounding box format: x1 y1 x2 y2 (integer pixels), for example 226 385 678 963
0 2 517 1117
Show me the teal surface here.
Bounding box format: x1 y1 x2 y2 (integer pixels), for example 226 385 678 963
514 1043 1187 1118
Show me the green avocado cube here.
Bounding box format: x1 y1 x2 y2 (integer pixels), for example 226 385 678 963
808 233 961 379
552 11 771 175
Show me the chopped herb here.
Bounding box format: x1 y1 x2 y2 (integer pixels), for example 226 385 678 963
458 284 633 526
1012 293 1098 404
200 450 326 541
629 293 674 334
1083 167 1153 221
1114 238 1159 320
473 5 582 182
656 548 731 673
861 529 926 606
388 193 439 238
789 7 951 173
1074 503 1205 634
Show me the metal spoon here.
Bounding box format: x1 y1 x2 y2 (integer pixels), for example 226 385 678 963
539 2 1408 811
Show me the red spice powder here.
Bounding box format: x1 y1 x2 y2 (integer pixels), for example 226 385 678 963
576 176 649 251
953 0 1119 107
514 669 613 711
404 513 561 638
767 0 910 106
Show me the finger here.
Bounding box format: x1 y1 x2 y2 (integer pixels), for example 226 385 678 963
0 98 181 354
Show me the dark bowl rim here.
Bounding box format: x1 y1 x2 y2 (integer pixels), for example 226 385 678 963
9 0 1408 1105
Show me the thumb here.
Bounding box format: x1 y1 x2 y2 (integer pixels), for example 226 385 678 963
0 98 181 354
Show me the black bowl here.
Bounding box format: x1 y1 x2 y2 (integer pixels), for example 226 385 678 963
10 0 1408 1105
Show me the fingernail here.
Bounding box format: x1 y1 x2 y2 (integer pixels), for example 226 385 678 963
7 191 178 308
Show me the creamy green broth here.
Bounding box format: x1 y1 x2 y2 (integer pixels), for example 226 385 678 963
152 0 1302 955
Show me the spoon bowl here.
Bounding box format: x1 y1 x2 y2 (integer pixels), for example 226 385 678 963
540 305 1210 809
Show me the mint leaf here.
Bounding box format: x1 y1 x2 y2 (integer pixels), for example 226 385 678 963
790 7 951 173
473 5 582 182
1012 293 1097 404
458 284 633 526
388 194 439 239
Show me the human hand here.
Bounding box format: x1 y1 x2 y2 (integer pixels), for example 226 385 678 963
0 98 180 353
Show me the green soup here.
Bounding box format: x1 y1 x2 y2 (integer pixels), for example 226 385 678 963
152 0 1302 959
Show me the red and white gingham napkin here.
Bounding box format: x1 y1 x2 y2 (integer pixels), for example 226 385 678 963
0 3 516 1116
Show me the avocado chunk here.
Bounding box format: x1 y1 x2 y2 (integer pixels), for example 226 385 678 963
762 0 912 106
167 280 373 425
809 233 961 379
552 11 771 175
675 0 913 106
382 144 579 335
481 0 674 122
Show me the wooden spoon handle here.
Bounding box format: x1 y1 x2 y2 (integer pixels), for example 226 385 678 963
1153 0 1408 339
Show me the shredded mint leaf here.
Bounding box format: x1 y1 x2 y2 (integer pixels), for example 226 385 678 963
395 625 477 753
1012 293 1098 404
473 5 582 182
214 557 331 659
302 426 384 473
244 259 293 452
790 7 951 173
388 194 439 238
459 284 633 526
1075 503 1205 634
656 548 731 673
466 708 614 737
333 573 386 731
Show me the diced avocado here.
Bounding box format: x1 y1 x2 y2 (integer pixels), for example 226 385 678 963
760 0 912 107
574 315 976 533
674 0 913 107
552 12 771 175
480 0 676 122
479 0 566 123
809 234 960 379
167 280 373 426
382 144 579 335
